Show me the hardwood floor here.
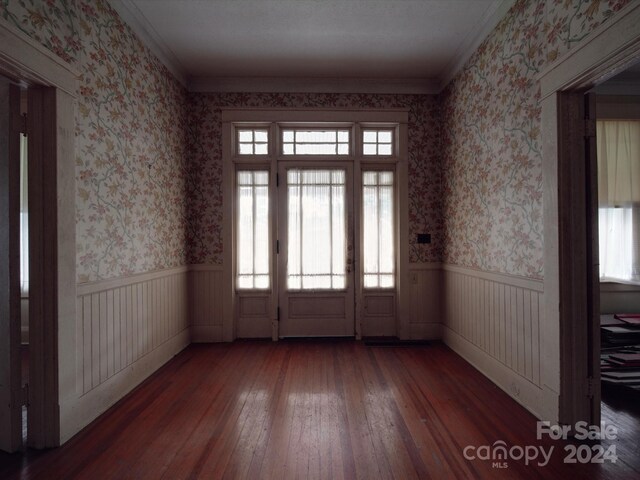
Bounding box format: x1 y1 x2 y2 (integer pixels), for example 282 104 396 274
1 340 639 479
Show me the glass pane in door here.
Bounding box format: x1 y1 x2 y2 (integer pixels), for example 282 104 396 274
287 169 346 289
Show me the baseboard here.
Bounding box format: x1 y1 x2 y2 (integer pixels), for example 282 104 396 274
408 322 442 340
59 328 189 444
191 325 223 343
442 326 543 419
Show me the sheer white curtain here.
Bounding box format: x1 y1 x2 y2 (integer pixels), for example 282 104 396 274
287 169 346 289
236 171 270 289
363 171 394 288
597 120 640 282
20 133 28 295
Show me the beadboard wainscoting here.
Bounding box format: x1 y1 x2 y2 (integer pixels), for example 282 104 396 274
406 263 443 339
189 265 225 342
63 266 190 442
442 264 544 417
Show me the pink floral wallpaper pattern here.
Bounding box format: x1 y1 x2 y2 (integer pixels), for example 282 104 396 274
2 0 635 282
2 0 189 283
187 93 443 265
442 0 631 279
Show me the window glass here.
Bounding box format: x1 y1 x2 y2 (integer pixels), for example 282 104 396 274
237 129 269 155
362 129 394 156
287 169 346 289
237 170 270 289
363 171 394 288
282 129 350 155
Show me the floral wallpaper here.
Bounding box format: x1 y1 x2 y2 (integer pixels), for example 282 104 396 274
441 0 631 279
1 0 189 283
1 0 634 282
187 93 443 265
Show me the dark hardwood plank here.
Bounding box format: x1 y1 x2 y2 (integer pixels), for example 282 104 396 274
1 340 639 479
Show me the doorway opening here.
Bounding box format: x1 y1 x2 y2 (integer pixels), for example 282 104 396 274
588 61 640 433
537 3 640 428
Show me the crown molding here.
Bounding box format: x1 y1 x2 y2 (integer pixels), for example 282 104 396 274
108 0 188 87
188 76 440 94
438 0 515 91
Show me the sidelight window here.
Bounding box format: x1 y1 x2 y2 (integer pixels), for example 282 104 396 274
236 170 270 289
363 171 395 288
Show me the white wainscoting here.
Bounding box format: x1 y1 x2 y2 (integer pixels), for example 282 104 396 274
406 263 443 339
190 264 224 342
442 264 544 417
63 266 190 442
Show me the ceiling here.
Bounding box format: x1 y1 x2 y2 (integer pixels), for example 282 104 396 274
109 0 514 93
592 58 640 95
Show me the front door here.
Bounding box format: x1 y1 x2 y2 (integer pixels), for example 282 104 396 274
277 162 355 337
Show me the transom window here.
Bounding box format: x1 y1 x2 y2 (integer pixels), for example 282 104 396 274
236 170 270 289
237 129 269 155
363 171 395 288
282 129 350 155
363 129 393 156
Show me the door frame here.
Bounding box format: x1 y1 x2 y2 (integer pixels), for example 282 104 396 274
538 3 640 425
0 73 22 453
0 18 77 449
222 108 409 341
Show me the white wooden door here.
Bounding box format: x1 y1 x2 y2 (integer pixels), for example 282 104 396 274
277 162 355 337
0 79 23 452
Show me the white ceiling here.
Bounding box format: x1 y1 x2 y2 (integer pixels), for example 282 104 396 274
110 0 514 93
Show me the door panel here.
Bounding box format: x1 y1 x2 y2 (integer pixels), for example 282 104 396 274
278 163 355 337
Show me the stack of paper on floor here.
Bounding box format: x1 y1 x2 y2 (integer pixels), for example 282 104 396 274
614 314 640 325
601 315 640 392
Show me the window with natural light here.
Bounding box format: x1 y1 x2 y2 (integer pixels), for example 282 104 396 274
363 129 393 156
282 129 350 155
597 120 640 282
236 171 270 289
237 129 269 155
287 169 346 289
363 171 394 288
